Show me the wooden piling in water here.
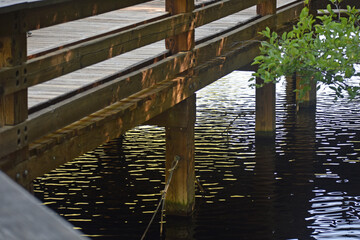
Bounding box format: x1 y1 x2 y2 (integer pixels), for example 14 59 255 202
255 78 276 137
152 0 196 216
285 73 316 109
147 94 196 216
255 0 276 137
164 95 195 216
295 74 317 109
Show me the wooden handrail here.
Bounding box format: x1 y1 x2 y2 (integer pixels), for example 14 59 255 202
0 0 153 35
0 0 266 97
0 13 192 96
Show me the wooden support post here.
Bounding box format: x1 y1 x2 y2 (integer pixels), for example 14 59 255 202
285 74 296 106
165 0 194 54
255 77 276 137
148 95 196 216
165 94 195 216
255 0 276 137
163 0 195 216
257 0 276 16
0 12 29 188
295 74 316 109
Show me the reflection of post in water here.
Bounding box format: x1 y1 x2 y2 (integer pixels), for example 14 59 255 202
273 75 316 239
164 215 194 240
251 136 276 238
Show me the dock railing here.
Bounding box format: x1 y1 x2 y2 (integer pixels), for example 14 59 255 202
0 0 304 187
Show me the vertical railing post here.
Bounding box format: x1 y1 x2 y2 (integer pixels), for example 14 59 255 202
0 11 29 188
165 0 194 54
255 0 276 137
257 0 276 16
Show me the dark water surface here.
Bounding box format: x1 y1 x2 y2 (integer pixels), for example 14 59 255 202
34 71 360 240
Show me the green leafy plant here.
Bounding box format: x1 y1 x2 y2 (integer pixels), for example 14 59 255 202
251 0 360 100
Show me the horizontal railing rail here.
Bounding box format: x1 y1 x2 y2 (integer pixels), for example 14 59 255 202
0 0 272 97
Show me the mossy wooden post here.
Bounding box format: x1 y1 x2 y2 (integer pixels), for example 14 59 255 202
0 11 29 188
255 0 276 137
148 95 196 216
255 78 275 137
285 74 296 105
296 73 316 109
165 95 195 216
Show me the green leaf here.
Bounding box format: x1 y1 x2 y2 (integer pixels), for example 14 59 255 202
250 0 360 100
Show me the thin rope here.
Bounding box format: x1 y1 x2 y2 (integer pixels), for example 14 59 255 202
140 156 180 240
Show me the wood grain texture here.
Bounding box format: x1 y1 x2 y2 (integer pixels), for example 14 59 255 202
257 0 277 15
194 0 265 28
255 78 276 135
0 13 191 96
0 0 152 31
0 171 88 240
165 0 194 54
296 73 317 108
0 32 27 125
164 94 196 216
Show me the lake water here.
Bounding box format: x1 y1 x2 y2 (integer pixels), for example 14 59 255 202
34 71 360 240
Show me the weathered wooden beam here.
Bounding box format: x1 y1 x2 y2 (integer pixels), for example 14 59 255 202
6 77 186 185
0 13 192 96
0 32 27 125
0 50 196 158
0 16 29 186
194 0 265 28
0 170 88 240
164 95 196 216
194 14 275 66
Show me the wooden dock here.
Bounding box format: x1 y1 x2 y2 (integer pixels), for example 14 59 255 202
0 0 306 238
